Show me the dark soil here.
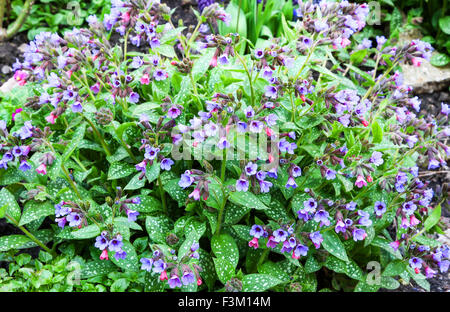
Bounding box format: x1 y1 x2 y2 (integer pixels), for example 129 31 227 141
0 32 28 85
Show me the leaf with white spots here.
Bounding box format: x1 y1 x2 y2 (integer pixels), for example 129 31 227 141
163 179 187 206
324 255 363 281
229 191 268 210
211 234 239 285
62 123 86 161
145 215 172 244
19 201 54 226
72 224 101 239
124 172 146 190
109 240 139 271
0 187 21 222
81 260 117 279
145 161 160 184
242 274 283 292
198 248 216 290
322 230 349 262
107 162 135 180
224 202 250 225
135 195 162 213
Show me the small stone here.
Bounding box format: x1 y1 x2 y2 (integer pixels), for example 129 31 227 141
1 65 12 74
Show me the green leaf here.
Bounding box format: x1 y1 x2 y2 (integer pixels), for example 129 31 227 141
145 161 160 184
242 274 283 292
371 237 403 259
430 53 450 67
229 191 268 210
0 188 21 222
110 278 130 292
350 49 367 64
324 255 363 281
145 215 172 243
438 16 450 35
109 240 139 271
107 162 135 180
81 260 117 279
354 277 380 292
321 230 349 262
163 179 187 206
372 121 383 144
124 173 146 190
62 124 86 161
382 260 406 277
424 204 441 231
192 48 216 81
305 254 322 274
0 235 33 252
19 201 54 226
135 195 161 213
211 234 239 284
71 224 101 239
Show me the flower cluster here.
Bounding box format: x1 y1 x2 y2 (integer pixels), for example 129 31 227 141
140 242 202 289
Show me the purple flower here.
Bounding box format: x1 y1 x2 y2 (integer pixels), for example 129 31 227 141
130 56 143 68
352 228 367 241
249 120 264 133
108 235 124 252
285 176 297 189
235 178 249 192
345 201 357 211
291 166 302 178
264 86 277 99
160 158 174 171
325 168 336 180
402 201 417 216
144 146 160 160
303 198 317 213
254 49 264 59
335 220 346 234
314 210 330 227
19 160 31 172
259 180 273 193
374 201 386 217
71 102 83 113
273 229 288 243
310 231 323 249
441 102 449 115
358 210 372 226
126 209 140 222
66 212 82 227
217 137 230 149
249 225 264 239
95 235 109 250
314 20 329 33
167 106 181 119
266 236 278 248
409 257 423 270
140 258 153 272
129 92 140 103
179 171 194 189
292 244 308 259
153 69 167 81
369 151 383 166
152 259 167 273
181 271 196 285
245 162 257 176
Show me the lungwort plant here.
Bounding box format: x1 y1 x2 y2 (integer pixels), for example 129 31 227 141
0 0 449 292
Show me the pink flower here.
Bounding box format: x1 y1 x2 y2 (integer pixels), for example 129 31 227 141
99 249 109 260
389 240 400 251
14 70 28 86
45 113 57 124
140 73 150 85
160 270 168 281
188 188 201 201
12 108 23 121
424 266 436 278
355 175 367 188
410 215 421 227
197 278 203 286
401 217 410 229
248 237 259 249
36 163 47 175
411 57 422 67
209 54 218 68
